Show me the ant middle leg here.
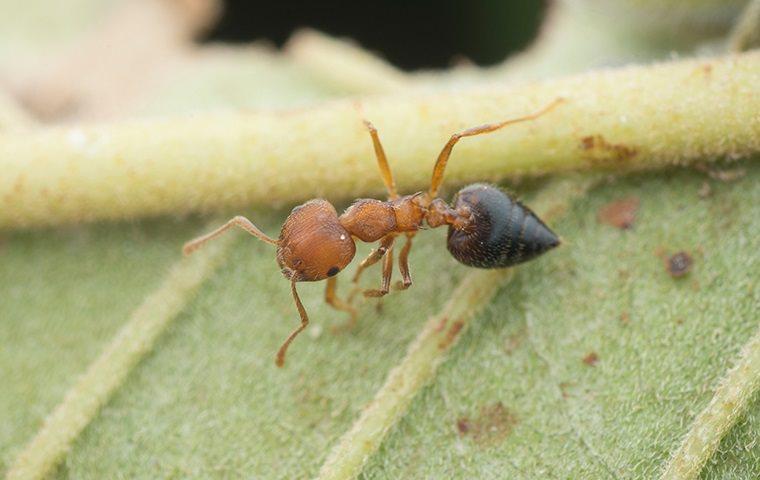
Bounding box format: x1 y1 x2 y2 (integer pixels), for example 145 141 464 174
349 235 396 301
364 243 394 297
325 275 358 332
394 232 416 291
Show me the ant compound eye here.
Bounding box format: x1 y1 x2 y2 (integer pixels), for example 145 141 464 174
327 266 340 277
446 184 560 268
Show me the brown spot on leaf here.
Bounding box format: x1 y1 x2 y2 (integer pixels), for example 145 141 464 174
456 417 470 434
583 352 599 366
434 316 448 332
597 196 640 229
438 321 464 349
666 251 693 278
580 134 639 164
457 402 517 445
620 312 630 325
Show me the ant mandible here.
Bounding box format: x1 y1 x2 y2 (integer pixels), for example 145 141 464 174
183 98 563 367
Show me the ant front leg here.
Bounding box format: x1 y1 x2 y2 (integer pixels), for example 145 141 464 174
394 232 416 290
364 243 394 298
325 275 358 332
349 235 395 301
275 281 309 367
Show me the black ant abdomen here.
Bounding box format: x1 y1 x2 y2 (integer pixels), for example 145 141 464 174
446 184 560 269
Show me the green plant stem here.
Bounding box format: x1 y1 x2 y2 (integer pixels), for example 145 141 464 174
0 51 758 231
4 220 234 480
660 323 760 480
728 0 760 51
316 176 597 480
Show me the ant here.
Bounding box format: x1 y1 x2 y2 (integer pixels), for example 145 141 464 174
183 99 563 367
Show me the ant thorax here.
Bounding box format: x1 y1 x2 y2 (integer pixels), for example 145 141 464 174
338 194 474 241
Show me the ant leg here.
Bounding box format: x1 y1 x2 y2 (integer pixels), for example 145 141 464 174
364 244 394 297
349 235 396 301
363 120 399 200
325 276 358 332
427 98 564 199
183 216 277 255
394 232 416 290
275 280 309 367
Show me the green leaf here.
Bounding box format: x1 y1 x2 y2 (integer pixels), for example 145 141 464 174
0 218 203 472
2 161 757 479
701 394 760 479
361 163 760 479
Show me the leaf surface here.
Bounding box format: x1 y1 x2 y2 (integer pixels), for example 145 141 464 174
2 162 757 479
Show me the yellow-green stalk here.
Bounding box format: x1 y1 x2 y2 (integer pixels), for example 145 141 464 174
660 325 760 480
0 52 758 230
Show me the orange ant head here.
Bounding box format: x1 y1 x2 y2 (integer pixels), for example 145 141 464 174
276 199 356 282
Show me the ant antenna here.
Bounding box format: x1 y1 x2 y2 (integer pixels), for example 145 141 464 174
183 215 278 256
428 97 565 199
